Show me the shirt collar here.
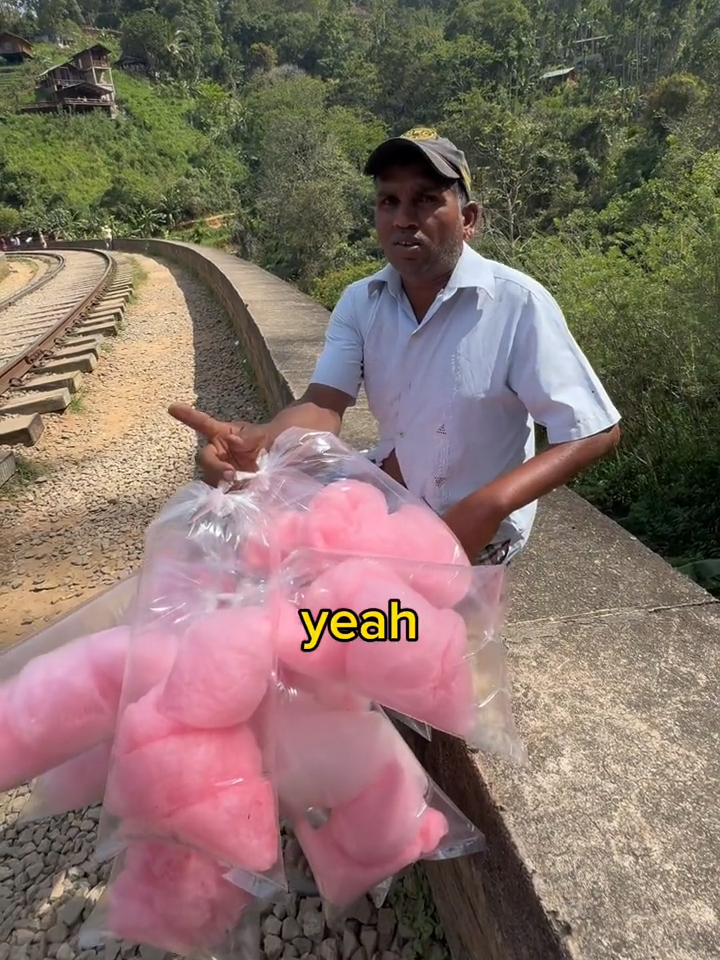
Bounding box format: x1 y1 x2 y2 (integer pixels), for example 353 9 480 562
368 243 496 300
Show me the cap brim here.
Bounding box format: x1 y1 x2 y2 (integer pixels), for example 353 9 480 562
364 138 459 182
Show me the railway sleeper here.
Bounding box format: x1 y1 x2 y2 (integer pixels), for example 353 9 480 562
0 258 132 465
0 412 44 448
23 371 84 394
34 352 98 376
0 388 71 416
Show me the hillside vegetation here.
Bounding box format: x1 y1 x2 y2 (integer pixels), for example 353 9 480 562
1 0 719 583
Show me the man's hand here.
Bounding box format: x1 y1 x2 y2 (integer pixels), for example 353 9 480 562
441 490 506 561
168 403 271 487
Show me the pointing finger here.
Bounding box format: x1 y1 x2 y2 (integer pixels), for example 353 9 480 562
168 403 223 438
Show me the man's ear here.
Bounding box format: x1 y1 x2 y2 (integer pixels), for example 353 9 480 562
462 201 480 240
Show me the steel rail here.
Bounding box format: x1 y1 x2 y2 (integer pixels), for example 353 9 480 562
0 253 66 313
0 249 116 396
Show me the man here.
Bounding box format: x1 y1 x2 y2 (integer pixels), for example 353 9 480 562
170 127 621 564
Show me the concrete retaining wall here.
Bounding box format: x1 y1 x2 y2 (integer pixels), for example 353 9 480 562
60 240 720 960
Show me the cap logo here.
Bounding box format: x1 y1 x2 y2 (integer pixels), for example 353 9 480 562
402 126 439 141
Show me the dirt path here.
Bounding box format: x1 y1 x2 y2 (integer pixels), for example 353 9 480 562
0 258 41 300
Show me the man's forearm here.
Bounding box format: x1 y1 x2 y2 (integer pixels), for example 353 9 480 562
486 425 621 517
442 425 621 558
264 384 352 443
267 400 342 441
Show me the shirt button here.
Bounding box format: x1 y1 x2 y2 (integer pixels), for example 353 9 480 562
398 431 404 438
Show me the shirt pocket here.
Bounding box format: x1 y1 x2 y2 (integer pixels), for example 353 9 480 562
453 340 494 400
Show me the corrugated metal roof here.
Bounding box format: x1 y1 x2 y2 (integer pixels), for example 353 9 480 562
541 66 576 79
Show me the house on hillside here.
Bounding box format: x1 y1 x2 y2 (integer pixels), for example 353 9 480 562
72 43 113 85
21 43 117 115
540 66 578 90
0 32 34 66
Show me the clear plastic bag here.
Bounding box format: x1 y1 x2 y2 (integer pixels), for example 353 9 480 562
236 426 476 745
95 480 285 898
263 669 485 921
0 624 132 794
19 739 112 822
238 428 472 606
274 549 523 763
0 574 138 679
384 708 432 741
79 838 261 960
0 577 139 817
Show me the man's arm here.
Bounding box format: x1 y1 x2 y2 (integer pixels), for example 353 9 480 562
253 282 364 442
442 288 621 558
442 427 619 559
265 384 355 441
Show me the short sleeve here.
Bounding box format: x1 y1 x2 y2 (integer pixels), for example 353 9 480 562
507 287 621 444
310 285 364 402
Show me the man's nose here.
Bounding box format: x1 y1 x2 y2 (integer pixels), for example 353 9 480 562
393 201 419 230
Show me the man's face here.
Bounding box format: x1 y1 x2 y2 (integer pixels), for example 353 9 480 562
374 161 478 282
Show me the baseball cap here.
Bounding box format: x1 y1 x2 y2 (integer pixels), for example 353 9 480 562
364 127 472 196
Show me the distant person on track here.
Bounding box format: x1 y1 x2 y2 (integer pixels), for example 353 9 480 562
101 224 113 250
169 128 621 565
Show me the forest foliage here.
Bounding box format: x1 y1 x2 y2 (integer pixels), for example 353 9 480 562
1 0 719 575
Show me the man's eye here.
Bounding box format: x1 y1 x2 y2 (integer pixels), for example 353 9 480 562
421 194 439 203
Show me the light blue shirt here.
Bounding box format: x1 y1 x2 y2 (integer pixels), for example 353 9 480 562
311 243 621 555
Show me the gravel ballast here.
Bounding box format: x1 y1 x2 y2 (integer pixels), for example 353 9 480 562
0 253 450 960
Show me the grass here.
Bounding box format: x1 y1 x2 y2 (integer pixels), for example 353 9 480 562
0 453 50 500
385 866 450 960
128 256 149 303
68 391 86 414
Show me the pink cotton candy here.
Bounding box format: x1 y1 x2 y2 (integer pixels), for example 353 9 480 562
327 759 427 866
0 697 49 793
162 778 278 872
416 807 450 855
294 805 447 910
303 480 471 608
112 683 187 754
106 685 264 822
364 503 471 608
276 597 347 681
0 624 178 794
6 626 130 755
304 558 476 736
159 606 274 729
107 841 252 954
124 628 180 703
275 702 398 812
295 673 371 713
304 479 390 551
312 557 466 678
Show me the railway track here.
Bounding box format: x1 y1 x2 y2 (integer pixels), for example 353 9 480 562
0 252 65 311
0 248 134 487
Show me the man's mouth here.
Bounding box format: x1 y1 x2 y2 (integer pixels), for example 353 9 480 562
394 240 423 250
